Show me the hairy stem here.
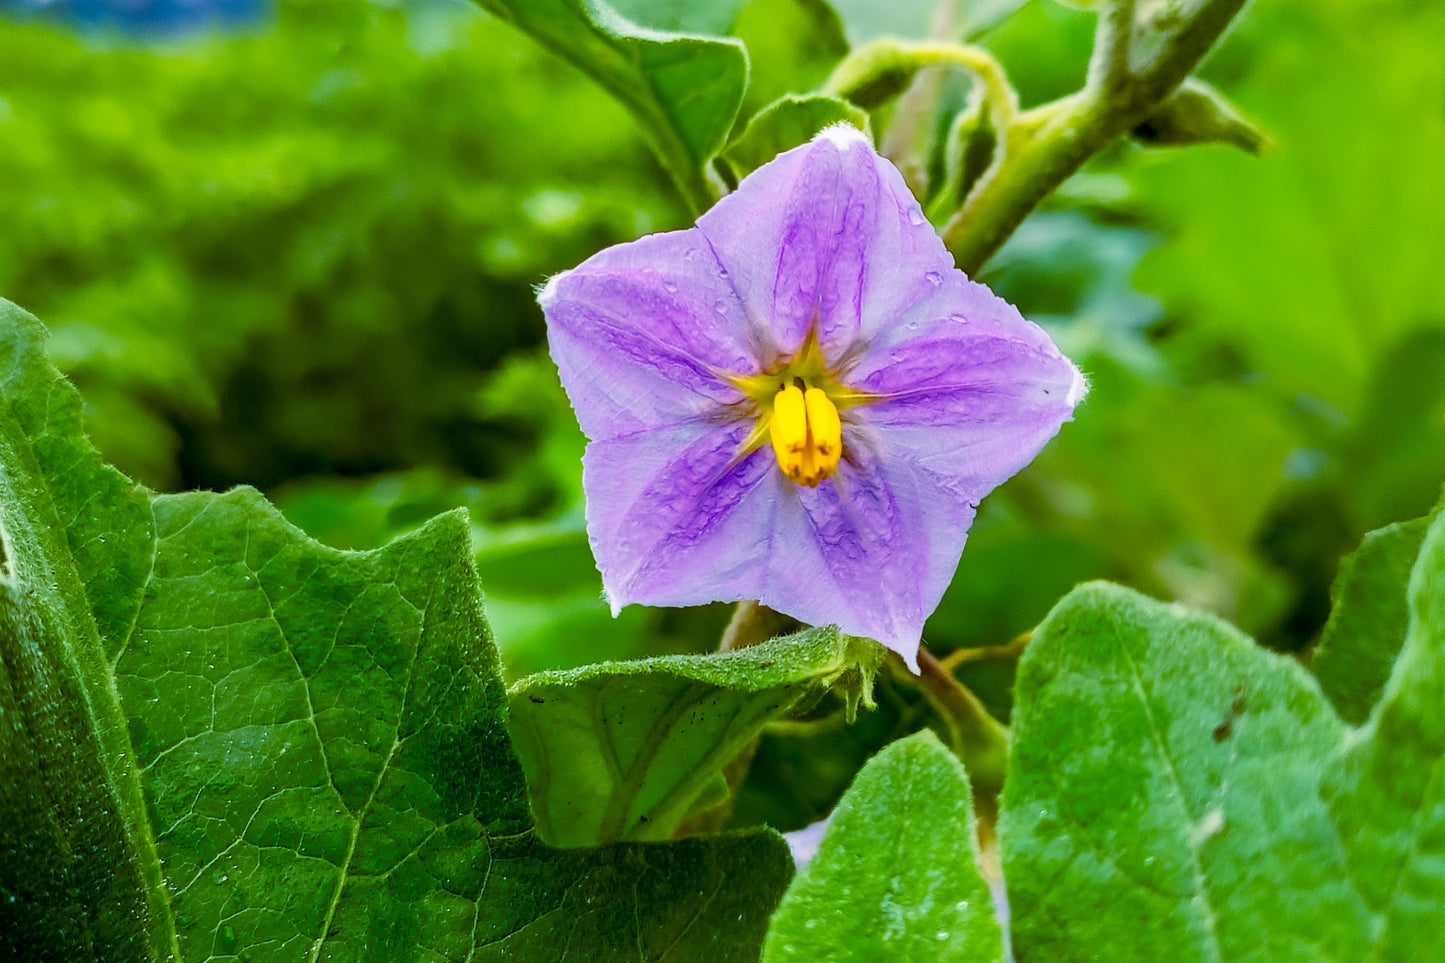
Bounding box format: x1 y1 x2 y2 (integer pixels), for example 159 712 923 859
912 647 1010 799
941 0 1249 274
719 600 798 651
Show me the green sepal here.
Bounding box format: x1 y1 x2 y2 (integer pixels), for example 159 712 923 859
1130 78 1269 155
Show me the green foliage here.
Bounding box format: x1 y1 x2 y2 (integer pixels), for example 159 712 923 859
606 0 749 35
1311 505 1437 726
1127 0 1445 639
508 627 884 847
473 0 748 214
5 1 1445 958
762 731 1004 963
719 94 871 186
827 0 1026 46
0 1 679 492
0 299 793 960
1001 524 1445 959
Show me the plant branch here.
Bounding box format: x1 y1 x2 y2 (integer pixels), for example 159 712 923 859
941 0 1249 275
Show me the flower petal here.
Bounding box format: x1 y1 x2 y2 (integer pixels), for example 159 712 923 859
843 272 1084 506
583 420 778 608
784 453 937 667
697 125 953 367
583 415 950 666
540 229 761 442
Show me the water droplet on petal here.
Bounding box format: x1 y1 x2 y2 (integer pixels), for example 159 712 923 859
925 272 941 286
717 266 729 279
663 281 678 293
949 314 969 324
908 208 925 226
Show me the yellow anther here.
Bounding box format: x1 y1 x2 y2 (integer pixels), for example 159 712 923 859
803 387 842 460
769 382 843 487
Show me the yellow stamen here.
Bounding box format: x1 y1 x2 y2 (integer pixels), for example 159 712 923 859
769 382 843 487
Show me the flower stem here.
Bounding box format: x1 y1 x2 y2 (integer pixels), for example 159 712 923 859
719 600 798 651
909 646 1009 799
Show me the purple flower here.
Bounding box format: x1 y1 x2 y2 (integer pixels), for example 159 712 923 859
539 126 1084 668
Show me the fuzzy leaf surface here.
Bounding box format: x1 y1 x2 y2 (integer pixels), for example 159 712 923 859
762 730 1004 963
1001 567 1445 961
0 300 792 962
508 627 882 847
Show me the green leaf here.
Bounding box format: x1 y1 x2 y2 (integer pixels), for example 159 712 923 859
1001 562 1445 960
1 299 794 960
719 94 871 186
475 0 748 213
508 626 885 847
762 730 1004 963
606 0 748 35
1133 2 1445 417
826 0 1026 46
1311 505 1437 725
1 301 171 960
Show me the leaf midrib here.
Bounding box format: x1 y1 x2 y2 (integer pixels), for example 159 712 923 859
1118 638 1224 963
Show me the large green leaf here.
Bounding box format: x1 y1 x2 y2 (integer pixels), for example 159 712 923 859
1001 554 1445 959
762 730 1004 963
0 299 793 961
1310 507 1435 725
508 627 884 847
475 0 747 213
0 303 169 959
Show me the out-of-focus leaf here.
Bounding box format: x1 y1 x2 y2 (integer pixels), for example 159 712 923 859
1135 1 1445 417
475 0 747 212
508 627 886 847
1001 557 1445 959
731 0 848 118
826 0 1026 46
762 731 1004 963
1340 328 1445 531
1310 502 1437 725
719 94 870 185
0 300 793 961
606 0 748 34
0 7 679 493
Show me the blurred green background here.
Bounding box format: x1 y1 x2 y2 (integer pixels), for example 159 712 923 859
1 0 1441 716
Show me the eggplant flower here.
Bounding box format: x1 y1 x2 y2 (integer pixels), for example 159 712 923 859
539 126 1084 668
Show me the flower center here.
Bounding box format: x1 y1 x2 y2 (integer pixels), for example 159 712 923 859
722 329 878 488
769 378 842 487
